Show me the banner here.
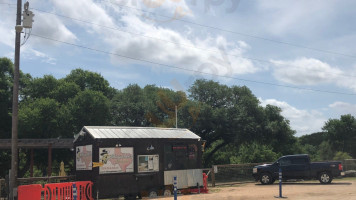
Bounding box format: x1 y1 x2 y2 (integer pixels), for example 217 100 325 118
76 145 92 170
99 147 134 174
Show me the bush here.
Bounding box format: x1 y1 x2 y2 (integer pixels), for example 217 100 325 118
333 151 352 161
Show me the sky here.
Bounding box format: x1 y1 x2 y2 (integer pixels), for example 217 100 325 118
0 0 356 136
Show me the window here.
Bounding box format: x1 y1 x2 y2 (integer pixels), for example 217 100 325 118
279 158 292 166
291 157 308 165
164 144 198 170
137 155 159 172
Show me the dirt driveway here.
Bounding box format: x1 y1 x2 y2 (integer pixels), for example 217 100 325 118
156 178 356 200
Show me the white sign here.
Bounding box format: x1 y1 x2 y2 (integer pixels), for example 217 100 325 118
76 145 92 170
99 147 134 174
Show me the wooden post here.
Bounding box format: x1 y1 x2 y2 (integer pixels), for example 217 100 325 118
30 148 34 177
211 166 216 187
0 179 2 199
48 144 52 178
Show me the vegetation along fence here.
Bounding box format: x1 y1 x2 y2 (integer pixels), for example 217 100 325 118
209 163 267 186
343 159 356 171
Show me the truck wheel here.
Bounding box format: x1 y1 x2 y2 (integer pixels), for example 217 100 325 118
319 172 332 184
260 173 272 185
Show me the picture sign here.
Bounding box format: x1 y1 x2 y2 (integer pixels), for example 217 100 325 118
76 145 93 170
99 147 134 174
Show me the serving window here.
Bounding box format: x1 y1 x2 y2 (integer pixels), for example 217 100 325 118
164 144 198 170
137 155 159 172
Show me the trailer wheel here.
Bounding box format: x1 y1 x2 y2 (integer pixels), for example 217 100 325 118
163 189 172 196
148 189 158 198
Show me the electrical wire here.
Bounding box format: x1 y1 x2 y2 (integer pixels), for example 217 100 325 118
2 3 356 78
2 1 355 59
21 7 356 79
30 33 356 96
99 0 356 59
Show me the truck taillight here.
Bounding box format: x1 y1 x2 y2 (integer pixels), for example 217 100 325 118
338 164 343 171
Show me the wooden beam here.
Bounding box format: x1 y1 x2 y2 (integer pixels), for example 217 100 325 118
30 148 34 177
0 139 73 149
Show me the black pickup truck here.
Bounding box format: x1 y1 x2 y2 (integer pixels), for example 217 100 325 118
252 154 343 184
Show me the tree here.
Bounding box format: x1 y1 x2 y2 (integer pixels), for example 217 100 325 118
0 58 31 178
262 105 297 155
111 84 148 126
230 142 279 164
323 114 356 158
67 90 111 132
19 98 61 138
64 69 113 98
0 58 14 139
188 79 297 165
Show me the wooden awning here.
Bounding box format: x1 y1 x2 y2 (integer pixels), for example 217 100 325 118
0 139 73 149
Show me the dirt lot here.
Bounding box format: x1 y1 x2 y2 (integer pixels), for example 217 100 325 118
156 178 356 200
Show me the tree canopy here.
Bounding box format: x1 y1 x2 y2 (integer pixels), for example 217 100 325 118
0 57 354 178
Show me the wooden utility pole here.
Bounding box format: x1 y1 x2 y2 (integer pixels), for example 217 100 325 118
10 0 22 199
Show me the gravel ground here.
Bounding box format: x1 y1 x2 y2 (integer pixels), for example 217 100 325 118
155 178 356 200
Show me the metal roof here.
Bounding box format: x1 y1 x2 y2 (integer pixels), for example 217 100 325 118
78 126 201 140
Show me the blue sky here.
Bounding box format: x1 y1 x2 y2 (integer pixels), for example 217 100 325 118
1 0 356 136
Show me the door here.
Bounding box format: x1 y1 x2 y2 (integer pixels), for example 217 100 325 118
290 157 310 178
278 157 294 179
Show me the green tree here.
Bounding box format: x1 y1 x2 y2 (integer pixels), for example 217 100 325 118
19 98 61 138
67 90 111 131
333 151 352 161
262 105 297 155
323 114 356 158
317 141 334 160
0 58 14 139
111 84 148 126
0 58 31 178
230 142 279 164
64 69 113 98
188 79 296 165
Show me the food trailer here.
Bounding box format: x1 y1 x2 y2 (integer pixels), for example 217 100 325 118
74 126 204 199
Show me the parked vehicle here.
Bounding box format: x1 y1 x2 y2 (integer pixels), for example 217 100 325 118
252 154 343 184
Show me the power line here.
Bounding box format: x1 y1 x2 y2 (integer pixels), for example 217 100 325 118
100 0 356 59
2 3 356 79
17 7 356 79
30 33 356 96
2 1 355 59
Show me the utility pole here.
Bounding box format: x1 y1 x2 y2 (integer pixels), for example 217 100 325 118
175 105 178 128
10 0 22 199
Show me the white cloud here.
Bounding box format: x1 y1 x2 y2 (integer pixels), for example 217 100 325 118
260 98 326 136
270 57 356 92
329 101 356 116
21 47 56 64
109 13 257 76
0 6 16 48
51 0 257 77
51 0 116 31
271 57 342 85
31 12 77 45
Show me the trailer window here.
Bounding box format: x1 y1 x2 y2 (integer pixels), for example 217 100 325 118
138 155 159 172
164 144 198 170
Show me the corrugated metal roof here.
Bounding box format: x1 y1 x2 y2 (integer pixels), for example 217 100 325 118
79 126 200 140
